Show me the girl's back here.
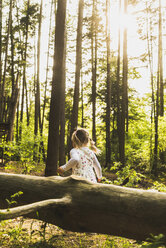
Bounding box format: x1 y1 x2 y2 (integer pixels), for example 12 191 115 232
71 147 97 183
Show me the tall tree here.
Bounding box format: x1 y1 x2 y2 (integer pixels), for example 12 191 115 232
91 0 97 144
59 27 67 165
105 0 111 167
120 0 128 166
19 0 30 138
41 0 54 162
158 0 163 117
45 0 67 176
69 0 84 150
152 54 159 177
0 0 2 91
0 0 12 122
152 0 164 176
34 0 43 161
146 2 155 169
117 0 121 162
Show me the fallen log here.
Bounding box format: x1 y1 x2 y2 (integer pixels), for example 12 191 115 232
0 172 165 242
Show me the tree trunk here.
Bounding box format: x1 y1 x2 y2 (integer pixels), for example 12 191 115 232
19 0 30 139
45 0 67 176
158 0 165 164
7 88 19 141
146 2 155 170
0 0 2 91
158 0 163 117
41 0 54 137
10 5 15 93
34 0 43 162
81 72 84 128
35 0 42 137
117 0 121 162
0 0 12 122
0 173 165 243
40 0 54 163
69 0 84 151
59 27 66 165
106 0 111 168
152 50 160 177
91 0 97 144
120 0 128 167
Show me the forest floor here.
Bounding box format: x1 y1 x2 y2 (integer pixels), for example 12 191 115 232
0 162 166 248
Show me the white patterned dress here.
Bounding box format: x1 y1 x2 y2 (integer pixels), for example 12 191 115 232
60 147 102 183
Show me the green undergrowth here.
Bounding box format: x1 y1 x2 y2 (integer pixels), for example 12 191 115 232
0 218 165 248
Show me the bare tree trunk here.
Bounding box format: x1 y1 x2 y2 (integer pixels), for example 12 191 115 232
10 5 15 93
146 3 155 170
19 0 30 139
41 0 54 135
120 0 128 167
81 71 84 128
24 0 30 127
91 0 97 144
69 0 84 151
158 0 165 164
106 0 111 168
0 0 12 122
34 0 43 161
59 27 67 165
40 0 54 162
35 0 42 137
117 0 121 162
0 173 165 243
7 88 19 141
158 0 164 117
0 0 2 91
45 0 67 176
152 38 160 177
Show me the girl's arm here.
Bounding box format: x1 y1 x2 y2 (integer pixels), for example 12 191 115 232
58 149 79 174
93 154 102 181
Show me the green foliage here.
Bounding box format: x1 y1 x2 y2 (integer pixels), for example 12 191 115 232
158 116 166 153
140 234 165 248
0 117 46 172
110 162 145 187
102 236 137 248
151 182 166 193
6 191 23 209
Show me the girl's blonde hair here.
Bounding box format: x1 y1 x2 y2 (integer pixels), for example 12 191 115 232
71 128 99 154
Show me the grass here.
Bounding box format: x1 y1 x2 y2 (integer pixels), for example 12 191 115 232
0 218 141 248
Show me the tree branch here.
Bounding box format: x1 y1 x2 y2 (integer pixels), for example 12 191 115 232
0 195 71 220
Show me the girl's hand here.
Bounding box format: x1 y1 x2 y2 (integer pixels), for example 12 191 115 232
57 167 64 175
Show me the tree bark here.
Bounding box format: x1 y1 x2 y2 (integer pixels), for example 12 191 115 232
0 172 165 243
0 0 2 88
91 0 97 144
0 0 12 122
106 0 111 168
59 27 66 166
117 0 121 162
35 0 42 137
146 2 155 170
120 0 128 166
19 0 30 139
45 0 67 176
7 88 19 141
158 0 163 117
69 0 84 151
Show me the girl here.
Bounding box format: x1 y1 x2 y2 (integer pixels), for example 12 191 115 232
57 128 102 183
